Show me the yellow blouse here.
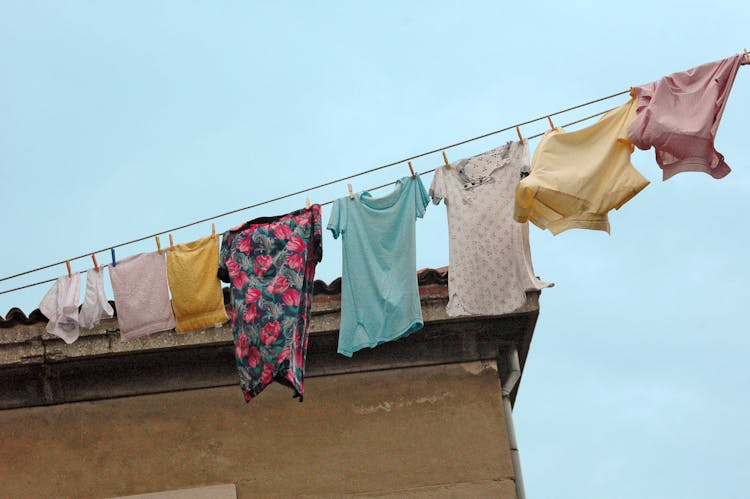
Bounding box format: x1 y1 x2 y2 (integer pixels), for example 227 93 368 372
514 97 649 235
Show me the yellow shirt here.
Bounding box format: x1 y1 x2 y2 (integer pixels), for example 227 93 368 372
514 97 649 234
166 235 228 333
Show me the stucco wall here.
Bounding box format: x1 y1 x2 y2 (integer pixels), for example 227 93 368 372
0 361 517 498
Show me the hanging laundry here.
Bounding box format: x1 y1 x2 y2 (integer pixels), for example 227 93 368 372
218 205 322 403
166 235 228 333
328 175 429 357
514 97 650 235
628 54 743 180
109 251 175 341
79 268 114 329
38 274 81 344
430 142 551 317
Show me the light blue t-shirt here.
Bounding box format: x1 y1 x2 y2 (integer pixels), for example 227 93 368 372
327 175 429 357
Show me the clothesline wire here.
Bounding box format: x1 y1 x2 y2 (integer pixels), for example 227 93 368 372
0 90 630 286
0 106 617 298
318 106 619 207
1 51 748 288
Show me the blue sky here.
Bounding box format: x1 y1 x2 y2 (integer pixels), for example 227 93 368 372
1 1 749 497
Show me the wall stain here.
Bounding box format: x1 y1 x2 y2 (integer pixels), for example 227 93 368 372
353 392 455 414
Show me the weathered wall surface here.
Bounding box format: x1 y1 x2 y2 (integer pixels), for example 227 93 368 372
0 362 516 498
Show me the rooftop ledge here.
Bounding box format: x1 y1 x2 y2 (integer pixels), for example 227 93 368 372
0 268 542 410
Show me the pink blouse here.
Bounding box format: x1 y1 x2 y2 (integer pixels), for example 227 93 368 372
628 54 743 180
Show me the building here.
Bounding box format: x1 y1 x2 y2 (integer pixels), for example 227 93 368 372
0 268 542 498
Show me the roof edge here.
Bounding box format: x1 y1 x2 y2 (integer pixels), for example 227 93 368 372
1 267 450 328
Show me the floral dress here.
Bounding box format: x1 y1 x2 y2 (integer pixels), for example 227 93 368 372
218 205 322 402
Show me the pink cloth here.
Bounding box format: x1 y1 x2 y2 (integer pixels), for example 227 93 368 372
628 54 743 180
109 251 175 341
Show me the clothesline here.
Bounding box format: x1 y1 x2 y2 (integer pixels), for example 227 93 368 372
0 106 617 297
19 50 750 406
2 50 748 298
317 107 619 208
0 90 631 288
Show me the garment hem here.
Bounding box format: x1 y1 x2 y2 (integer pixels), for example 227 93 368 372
446 290 528 317
79 312 113 331
120 317 176 342
242 372 304 403
661 158 731 180
337 319 424 357
175 308 229 333
47 327 80 345
548 218 610 235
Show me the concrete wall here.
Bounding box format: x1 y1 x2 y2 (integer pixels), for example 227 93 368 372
0 361 517 498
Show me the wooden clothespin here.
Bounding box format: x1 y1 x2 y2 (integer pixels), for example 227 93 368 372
407 161 416 178
305 197 311 209
110 248 116 267
516 126 524 144
547 116 555 130
211 223 216 238
169 234 175 250
347 184 354 199
442 151 451 169
155 236 162 254
91 254 99 272
743 48 750 65
65 260 72 278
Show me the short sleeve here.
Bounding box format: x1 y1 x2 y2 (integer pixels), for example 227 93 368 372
327 199 345 239
217 232 231 283
414 174 429 219
428 167 446 205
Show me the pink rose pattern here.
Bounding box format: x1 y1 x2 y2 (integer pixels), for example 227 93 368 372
219 205 322 403
274 223 293 240
226 258 240 278
253 255 273 276
242 303 260 322
237 237 253 255
247 346 260 368
266 274 290 294
286 236 306 253
236 333 249 359
232 272 249 290
260 321 281 345
244 287 261 303
282 288 300 306
285 252 304 271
